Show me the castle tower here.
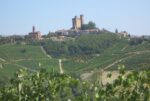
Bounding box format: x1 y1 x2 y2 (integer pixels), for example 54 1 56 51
72 16 77 29
32 26 35 32
72 15 84 30
74 16 77 29
80 15 84 25
72 18 75 29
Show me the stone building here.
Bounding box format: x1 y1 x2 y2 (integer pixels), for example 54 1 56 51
119 31 128 37
72 15 84 30
55 29 68 36
28 26 41 40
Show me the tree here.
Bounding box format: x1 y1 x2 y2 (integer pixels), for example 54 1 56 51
47 31 56 37
21 49 27 53
81 21 97 30
87 21 96 29
115 28 118 33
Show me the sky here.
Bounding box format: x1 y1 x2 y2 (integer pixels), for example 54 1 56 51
0 0 150 36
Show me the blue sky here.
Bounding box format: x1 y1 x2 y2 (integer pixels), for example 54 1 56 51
0 0 150 35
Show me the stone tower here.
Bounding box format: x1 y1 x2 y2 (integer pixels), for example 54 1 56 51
72 14 84 30
80 15 84 25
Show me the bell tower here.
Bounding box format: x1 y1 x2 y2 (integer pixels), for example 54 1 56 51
32 26 35 32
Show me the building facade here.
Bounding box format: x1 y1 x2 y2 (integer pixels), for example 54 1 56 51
118 31 129 38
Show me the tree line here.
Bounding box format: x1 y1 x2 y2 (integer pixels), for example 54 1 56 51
41 33 119 57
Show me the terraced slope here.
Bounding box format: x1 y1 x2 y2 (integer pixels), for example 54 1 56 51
0 44 58 84
80 42 150 72
0 34 150 84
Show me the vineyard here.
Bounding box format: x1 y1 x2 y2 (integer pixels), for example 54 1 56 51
1 33 150 85
0 33 150 100
0 66 150 101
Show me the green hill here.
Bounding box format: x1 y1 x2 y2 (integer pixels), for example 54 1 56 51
0 44 47 61
0 44 59 84
0 33 150 84
84 42 150 71
41 33 150 74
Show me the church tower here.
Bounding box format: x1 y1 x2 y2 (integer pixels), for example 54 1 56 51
32 26 35 32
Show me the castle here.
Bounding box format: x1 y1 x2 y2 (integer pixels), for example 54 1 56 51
28 26 41 40
55 14 100 36
72 15 84 30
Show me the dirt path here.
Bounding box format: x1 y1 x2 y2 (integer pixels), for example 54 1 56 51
13 63 37 72
3 62 37 72
103 50 150 70
59 59 64 74
80 50 150 81
121 45 128 51
13 46 62 74
11 58 49 62
0 58 6 62
80 71 94 80
40 46 51 59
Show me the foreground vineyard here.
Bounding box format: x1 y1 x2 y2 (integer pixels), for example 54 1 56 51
0 66 150 101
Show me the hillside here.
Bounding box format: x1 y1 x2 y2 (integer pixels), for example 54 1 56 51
42 33 150 72
0 44 59 84
0 33 150 84
83 41 150 71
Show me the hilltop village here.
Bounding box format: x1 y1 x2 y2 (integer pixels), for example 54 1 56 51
27 14 129 40
1 14 149 44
